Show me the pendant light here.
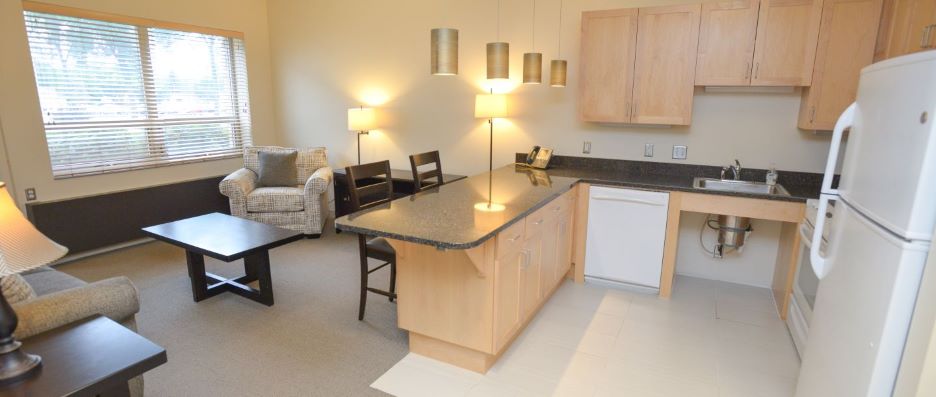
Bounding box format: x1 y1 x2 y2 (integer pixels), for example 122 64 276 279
431 28 458 75
523 0 542 84
550 0 567 87
487 0 509 80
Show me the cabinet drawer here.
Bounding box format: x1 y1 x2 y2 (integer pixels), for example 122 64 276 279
525 205 551 237
497 220 526 258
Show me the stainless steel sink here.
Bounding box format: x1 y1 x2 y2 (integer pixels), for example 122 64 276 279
692 177 790 196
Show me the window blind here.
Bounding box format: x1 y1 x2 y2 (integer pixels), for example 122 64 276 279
23 10 252 178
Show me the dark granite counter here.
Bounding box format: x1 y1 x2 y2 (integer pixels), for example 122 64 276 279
335 156 824 249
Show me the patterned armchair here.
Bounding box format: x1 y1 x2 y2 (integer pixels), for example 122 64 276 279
220 146 332 237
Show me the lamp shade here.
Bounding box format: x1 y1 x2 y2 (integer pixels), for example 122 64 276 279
347 107 376 132
550 59 567 87
431 28 458 75
0 182 67 276
523 53 542 84
486 42 509 80
475 94 507 119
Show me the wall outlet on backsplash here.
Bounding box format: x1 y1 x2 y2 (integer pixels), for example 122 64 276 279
672 145 688 160
25 188 37 201
644 143 654 157
582 141 592 154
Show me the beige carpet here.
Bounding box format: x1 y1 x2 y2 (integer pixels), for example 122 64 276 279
55 224 407 396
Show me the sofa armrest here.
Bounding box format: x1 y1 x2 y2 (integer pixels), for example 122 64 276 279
220 168 257 199
305 166 332 196
12 276 140 339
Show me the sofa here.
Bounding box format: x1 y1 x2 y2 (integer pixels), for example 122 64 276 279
220 146 332 237
14 267 143 396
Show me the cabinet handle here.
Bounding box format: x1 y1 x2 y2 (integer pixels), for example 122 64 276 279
553 206 561 212
507 233 522 243
810 106 816 123
745 61 751 80
754 62 760 80
520 249 530 268
533 219 544 225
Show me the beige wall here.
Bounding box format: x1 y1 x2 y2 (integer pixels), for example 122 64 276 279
267 0 833 286
0 0 277 206
267 0 833 178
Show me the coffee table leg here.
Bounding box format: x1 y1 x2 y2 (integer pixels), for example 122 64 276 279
245 251 274 306
186 250 209 302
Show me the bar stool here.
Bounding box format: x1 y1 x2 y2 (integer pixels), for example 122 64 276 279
345 160 396 320
408 150 444 192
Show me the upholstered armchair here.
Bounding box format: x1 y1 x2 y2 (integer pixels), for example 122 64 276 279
220 146 332 237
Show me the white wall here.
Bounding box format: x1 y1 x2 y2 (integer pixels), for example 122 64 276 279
267 0 829 287
0 0 277 206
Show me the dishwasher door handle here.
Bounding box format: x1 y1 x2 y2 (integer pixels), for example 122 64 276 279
590 195 667 207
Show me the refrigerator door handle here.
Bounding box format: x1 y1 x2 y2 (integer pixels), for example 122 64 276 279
810 194 834 279
821 102 857 195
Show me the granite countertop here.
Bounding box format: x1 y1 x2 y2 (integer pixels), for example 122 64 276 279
335 156 824 249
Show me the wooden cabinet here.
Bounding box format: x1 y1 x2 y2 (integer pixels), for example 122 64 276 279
491 191 576 352
633 4 702 125
579 9 638 123
798 0 883 130
883 0 936 57
696 0 761 85
751 0 824 86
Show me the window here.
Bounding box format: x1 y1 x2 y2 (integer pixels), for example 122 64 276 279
23 6 252 178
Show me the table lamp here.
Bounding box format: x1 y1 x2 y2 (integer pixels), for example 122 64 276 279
0 181 68 383
348 107 377 165
474 92 508 211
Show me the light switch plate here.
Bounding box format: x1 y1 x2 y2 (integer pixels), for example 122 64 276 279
672 145 688 160
583 141 592 154
644 143 654 157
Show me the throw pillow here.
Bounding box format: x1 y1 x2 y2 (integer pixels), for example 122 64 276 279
1 274 37 304
257 150 299 187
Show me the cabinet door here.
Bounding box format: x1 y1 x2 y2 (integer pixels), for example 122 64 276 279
886 0 936 57
539 216 560 297
696 0 760 85
633 4 701 125
579 9 638 123
493 247 523 352
798 0 883 130
520 235 542 320
751 0 823 86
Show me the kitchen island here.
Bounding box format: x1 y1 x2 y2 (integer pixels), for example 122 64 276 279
336 159 817 373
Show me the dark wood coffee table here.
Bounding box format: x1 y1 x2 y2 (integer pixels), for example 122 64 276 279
142 213 303 306
0 315 166 396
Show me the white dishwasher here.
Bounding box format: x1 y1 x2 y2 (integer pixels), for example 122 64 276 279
584 186 669 289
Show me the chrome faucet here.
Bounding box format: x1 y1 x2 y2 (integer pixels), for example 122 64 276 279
721 159 742 181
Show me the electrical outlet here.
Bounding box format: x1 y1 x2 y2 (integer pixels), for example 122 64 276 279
644 143 654 157
583 141 592 154
25 188 37 201
672 145 688 160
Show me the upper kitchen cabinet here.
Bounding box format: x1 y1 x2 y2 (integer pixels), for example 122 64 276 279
696 0 761 85
798 0 883 130
751 0 824 86
632 4 702 125
882 0 936 58
579 9 638 123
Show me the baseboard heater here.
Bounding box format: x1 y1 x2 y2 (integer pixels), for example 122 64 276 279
26 175 230 255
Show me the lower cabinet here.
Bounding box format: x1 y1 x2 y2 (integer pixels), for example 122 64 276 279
492 189 576 352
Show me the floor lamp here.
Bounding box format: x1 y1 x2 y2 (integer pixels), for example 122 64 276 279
474 91 507 210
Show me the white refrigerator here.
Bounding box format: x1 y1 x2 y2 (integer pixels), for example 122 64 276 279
796 51 936 396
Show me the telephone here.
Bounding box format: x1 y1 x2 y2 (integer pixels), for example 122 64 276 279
522 146 553 169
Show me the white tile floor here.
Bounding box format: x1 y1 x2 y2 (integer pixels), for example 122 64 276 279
372 276 800 397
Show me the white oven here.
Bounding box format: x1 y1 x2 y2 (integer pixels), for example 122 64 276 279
787 199 834 357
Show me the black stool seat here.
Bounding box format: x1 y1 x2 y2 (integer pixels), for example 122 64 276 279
366 237 395 262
